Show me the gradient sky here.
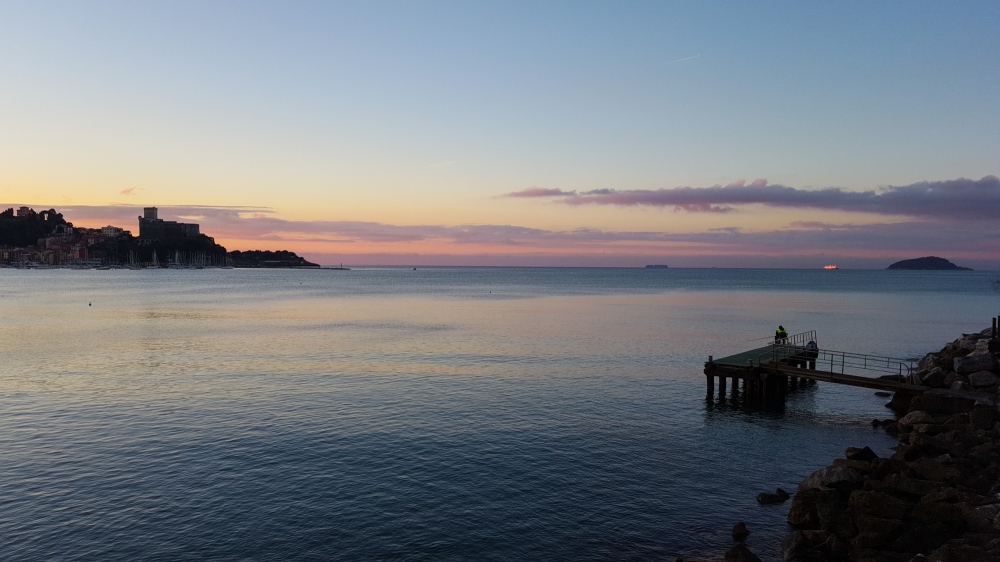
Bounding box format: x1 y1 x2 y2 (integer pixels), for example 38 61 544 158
2 1 998 267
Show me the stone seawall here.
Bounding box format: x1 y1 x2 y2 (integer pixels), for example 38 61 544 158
709 327 1000 562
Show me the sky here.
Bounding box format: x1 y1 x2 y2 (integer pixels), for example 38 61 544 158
1 1 998 268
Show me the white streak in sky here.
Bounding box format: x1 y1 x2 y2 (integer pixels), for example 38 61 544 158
665 55 700 64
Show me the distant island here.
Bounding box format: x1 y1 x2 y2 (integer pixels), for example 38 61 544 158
645 264 669 269
228 250 319 268
886 256 972 271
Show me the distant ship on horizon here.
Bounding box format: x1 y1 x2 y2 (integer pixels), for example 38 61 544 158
823 264 839 270
645 264 669 269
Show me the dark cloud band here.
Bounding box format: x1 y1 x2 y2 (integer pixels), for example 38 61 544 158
505 175 1000 221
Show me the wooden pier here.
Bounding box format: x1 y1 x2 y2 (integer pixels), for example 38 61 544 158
704 331 927 407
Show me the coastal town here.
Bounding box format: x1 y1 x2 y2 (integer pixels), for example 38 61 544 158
0 206 318 268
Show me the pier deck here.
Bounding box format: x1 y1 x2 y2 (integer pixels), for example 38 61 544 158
704 330 926 406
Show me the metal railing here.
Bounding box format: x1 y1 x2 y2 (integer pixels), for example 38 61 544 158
756 343 914 379
771 330 817 348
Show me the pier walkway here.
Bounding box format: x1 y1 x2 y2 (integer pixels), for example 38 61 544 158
704 330 927 406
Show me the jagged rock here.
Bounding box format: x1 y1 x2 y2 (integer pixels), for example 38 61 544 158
927 543 992 562
888 392 915 412
912 423 948 436
909 458 967 484
943 372 969 388
961 503 1000 533
781 530 845 561
731 521 749 542
919 353 939 372
834 458 874 473
876 391 893 397
849 490 909 520
954 354 998 374
884 474 945 496
788 488 848 531
798 465 864 493
909 389 994 415
951 381 972 391
907 432 959 457
847 446 880 462
919 487 961 504
967 371 998 388
755 488 789 504
908 500 964 526
921 368 948 388
900 411 935 427
970 407 996 430
788 488 825 527
891 523 957 555
869 458 907 480
817 499 857 539
723 543 760 562
854 515 907 538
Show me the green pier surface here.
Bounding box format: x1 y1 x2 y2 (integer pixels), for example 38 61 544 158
712 345 801 367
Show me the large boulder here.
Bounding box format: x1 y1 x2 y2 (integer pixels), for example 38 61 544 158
817 499 856 540
886 392 913 412
891 523 957 555
907 500 964 526
954 353 998 374
848 490 909 520
755 488 789 504
731 521 750 542
788 488 824 527
970 405 996 429
898 410 934 427
918 353 939 372
883 473 945 496
943 372 969 388
967 370 998 388
723 543 761 562
781 530 847 561
797 465 864 493
845 446 879 462
920 367 947 388
907 458 967 484
908 389 994 414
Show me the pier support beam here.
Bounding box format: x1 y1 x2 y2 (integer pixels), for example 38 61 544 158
706 374 714 397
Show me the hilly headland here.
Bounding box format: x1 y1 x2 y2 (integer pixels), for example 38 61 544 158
0 206 319 268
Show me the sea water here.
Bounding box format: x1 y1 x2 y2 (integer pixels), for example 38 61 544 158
0 268 997 561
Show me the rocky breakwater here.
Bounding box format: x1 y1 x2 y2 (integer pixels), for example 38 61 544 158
780 327 1000 561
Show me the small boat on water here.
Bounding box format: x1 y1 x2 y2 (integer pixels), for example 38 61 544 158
823 264 839 270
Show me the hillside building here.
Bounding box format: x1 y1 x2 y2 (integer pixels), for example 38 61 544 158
138 207 201 241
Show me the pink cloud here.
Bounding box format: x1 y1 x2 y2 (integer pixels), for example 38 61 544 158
750 179 768 187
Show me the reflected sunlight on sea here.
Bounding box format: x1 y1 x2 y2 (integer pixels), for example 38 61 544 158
1 268 997 561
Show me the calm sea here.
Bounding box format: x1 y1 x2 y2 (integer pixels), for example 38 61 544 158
1 268 998 561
